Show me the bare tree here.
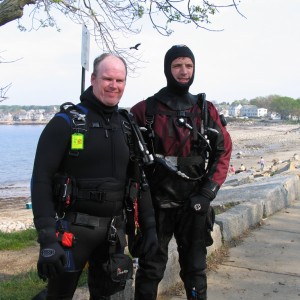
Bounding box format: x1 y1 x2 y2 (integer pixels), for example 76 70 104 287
0 50 22 102
0 83 12 102
0 0 244 70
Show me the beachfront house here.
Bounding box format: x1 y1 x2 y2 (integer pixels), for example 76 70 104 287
228 104 242 117
239 105 268 118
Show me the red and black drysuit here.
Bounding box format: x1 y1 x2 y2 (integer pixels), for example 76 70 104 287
131 88 232 300
31 86 157 299
131 45 232 300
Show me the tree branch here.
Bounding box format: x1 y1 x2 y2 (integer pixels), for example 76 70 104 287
0 0 35 26
0 83 12 102
0 0 244 73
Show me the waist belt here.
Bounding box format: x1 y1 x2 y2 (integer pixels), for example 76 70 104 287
155 154 204 167
76 189 124 202
66 212 123 228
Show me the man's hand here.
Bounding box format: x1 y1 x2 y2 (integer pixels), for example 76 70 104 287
190 194 211 215
37 227 66 280
37 241 66 280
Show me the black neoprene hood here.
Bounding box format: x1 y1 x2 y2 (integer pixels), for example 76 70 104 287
164 45 195 94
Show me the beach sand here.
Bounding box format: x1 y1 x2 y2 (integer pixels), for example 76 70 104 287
227 121 300 171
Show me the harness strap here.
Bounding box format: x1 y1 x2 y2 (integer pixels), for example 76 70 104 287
76 189 124 202
119 108 154 167
145 97 202 155
178 156 204 166
66 212 111 227
66 212 123 228
66 213 126 251
154 109 198 118
155 154 204 167
130 182 140 229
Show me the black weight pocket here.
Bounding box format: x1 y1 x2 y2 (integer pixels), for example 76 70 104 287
101 253 133 294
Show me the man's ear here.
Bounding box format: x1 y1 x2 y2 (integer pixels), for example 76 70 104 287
91 73 96 84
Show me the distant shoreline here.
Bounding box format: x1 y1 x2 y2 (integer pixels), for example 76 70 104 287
0 121 47 125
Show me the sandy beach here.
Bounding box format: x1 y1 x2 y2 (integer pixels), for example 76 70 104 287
227 121 300 171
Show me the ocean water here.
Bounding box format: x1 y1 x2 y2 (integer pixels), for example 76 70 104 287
0 125 45 198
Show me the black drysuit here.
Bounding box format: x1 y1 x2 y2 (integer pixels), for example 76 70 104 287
31 86 156 299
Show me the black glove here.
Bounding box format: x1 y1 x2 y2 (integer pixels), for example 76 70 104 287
190 194 211 215
37 228 66 280
140 227 158 260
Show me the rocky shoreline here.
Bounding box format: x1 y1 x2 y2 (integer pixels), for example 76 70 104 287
0 121 48 125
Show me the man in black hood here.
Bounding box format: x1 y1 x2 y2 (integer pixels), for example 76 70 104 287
131 45 232 300
31 53 158 299
164 44 195 92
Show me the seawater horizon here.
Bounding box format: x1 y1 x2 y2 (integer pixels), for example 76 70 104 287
0 125 45 198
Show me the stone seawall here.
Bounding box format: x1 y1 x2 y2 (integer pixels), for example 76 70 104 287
73 169 300 299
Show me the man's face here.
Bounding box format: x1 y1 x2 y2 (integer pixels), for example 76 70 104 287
171 57 194 84
91 56 126 106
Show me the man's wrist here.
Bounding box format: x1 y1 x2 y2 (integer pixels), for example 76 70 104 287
38 227 57 244
200 180 220 200
34 216 56 230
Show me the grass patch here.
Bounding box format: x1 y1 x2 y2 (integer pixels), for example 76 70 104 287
0 228 37 250
0 229 89 297
0 267 88 299
0 269 47 300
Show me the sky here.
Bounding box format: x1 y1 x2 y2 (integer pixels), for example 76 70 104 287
0 0 299 108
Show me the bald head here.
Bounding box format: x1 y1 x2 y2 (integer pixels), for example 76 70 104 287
91 54 127 106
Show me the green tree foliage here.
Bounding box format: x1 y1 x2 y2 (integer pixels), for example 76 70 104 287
248 96 300 120
231 98 249 106
249 95 281 111
230 96 300 120
269 96 300 119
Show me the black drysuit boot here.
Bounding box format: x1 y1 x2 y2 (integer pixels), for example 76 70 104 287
186 287 207 300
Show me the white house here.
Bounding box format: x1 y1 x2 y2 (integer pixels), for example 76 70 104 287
228 104 242 117
238 105 268 118
0 112 13 122
240 105 258 117
269 112 281 120
257 108 268 117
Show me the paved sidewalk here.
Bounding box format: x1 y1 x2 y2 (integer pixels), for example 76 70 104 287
162 200 300 300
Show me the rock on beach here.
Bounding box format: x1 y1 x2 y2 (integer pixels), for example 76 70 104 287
0 197 34 233
0 220 34 233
